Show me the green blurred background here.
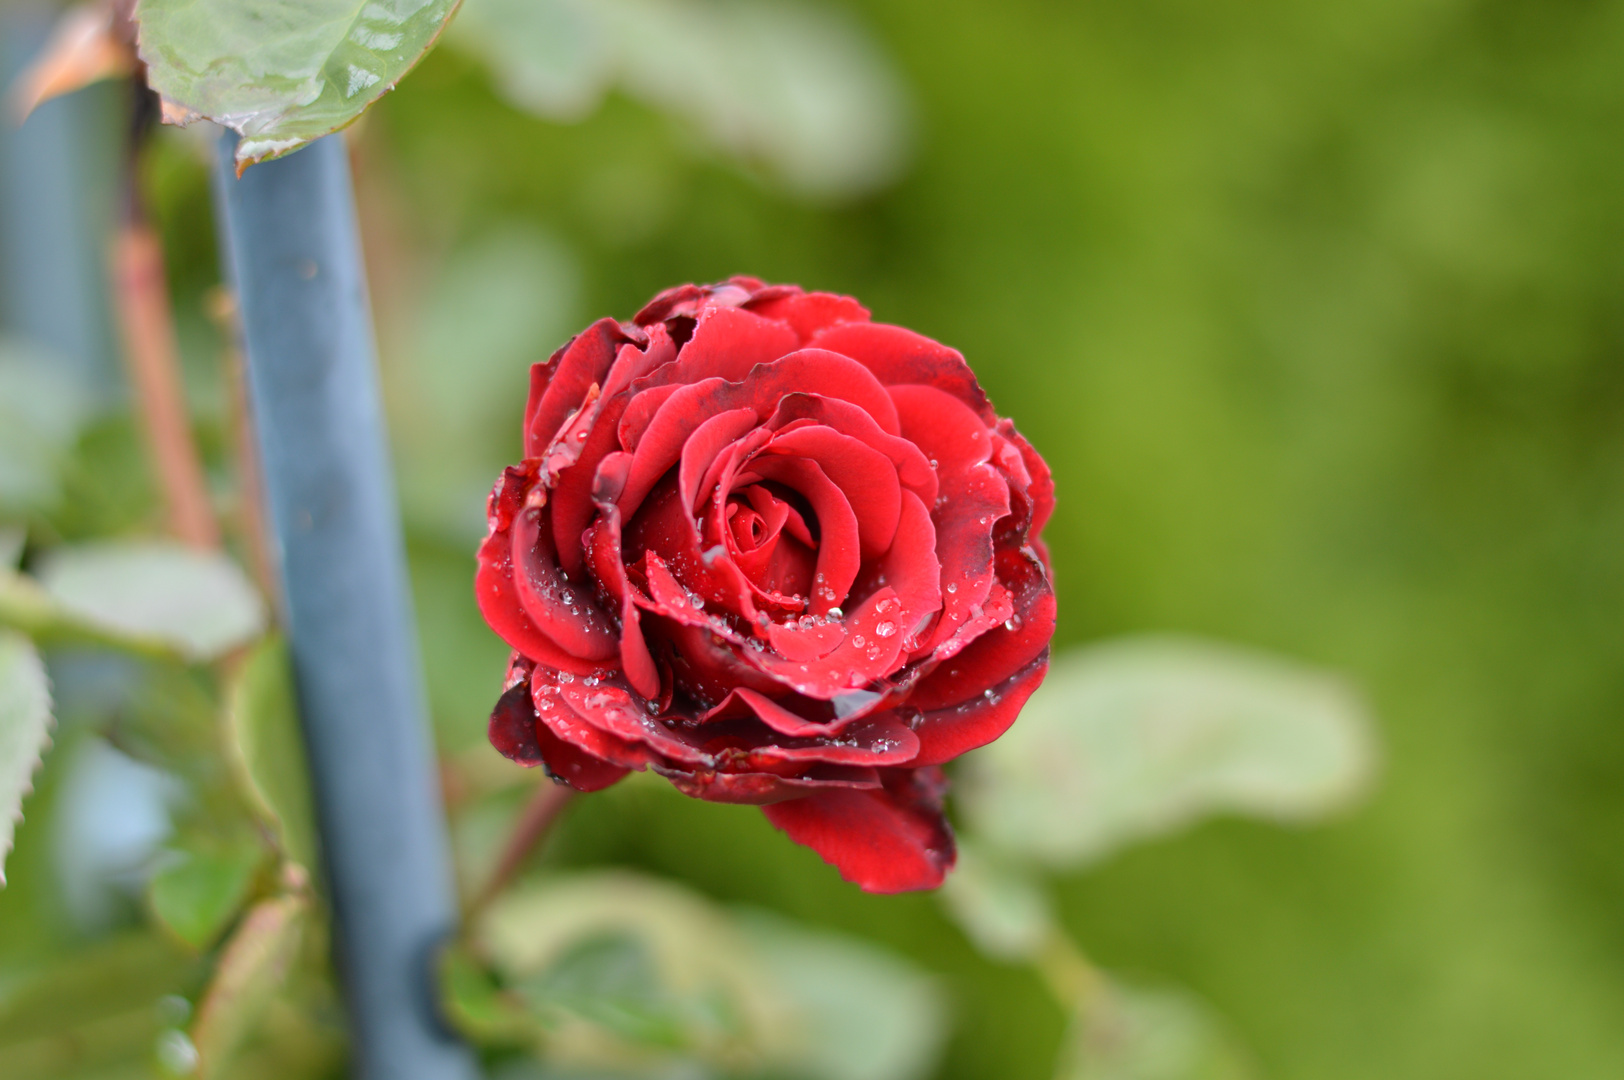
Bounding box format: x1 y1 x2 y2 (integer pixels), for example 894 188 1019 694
15 0 1624 1077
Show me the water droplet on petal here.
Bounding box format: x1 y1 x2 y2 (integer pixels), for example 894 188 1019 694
828 606 844 618
946 583 958 594
874 621 897 638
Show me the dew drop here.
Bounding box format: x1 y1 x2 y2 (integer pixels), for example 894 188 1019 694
874 621 897 638
828 606 844 618
1005 615 1023 631
852 634 865 647
557 672 574 684
946 583 958 594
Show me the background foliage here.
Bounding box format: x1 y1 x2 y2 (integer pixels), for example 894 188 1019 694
4 0 1624 1078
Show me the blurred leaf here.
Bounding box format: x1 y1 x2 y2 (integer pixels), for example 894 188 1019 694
35 541 265 662
0 932 197 1049
0 340 94 515
134 0 463 169
958 637 1379 868
460 871 946 1080
224 636 318 872
0 528 23 571
737 910 947 1080
473 871 780 1070
1062 981 1256 1080
149 835 268 950
190 893 308 1079
936 841 1056 964
0 630 53 887
451 0 911 198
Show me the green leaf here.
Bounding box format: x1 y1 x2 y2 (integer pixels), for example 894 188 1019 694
149 836 268 950
190 894 309 1079
936 841 1056 964
225 636 318 872
134 0 465 169
34 541 266 663
1062 980 1257 1080
0 932 198 1052
0 528 24 572
451 0 911 198
958 637 1379 868
0 630 53 888
457 871 947 1080
737 910 947 1080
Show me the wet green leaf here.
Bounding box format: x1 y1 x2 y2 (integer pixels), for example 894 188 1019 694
451 0 910 198
149 835 268 950
225 636 318 872
1063 980 1257 1080
959 637 1379 868
190 893 309 1079
135 0 465 169
34 541 265 662
0 630 53 887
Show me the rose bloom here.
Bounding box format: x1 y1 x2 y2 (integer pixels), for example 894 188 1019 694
478 278 1054 892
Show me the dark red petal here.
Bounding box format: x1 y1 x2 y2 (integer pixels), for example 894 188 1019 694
549 388 629 579
1000 421 1055 537
536 721 631 792
582 489 662 701
640 349 901 441
910 652 1048 766
618 401 755 521
891 384 1010 654
488 681 545 766
853 490 942 652
737 456 861 615
766 393 937 505
533 671 661 771
907 544 1054 712
660 305 801 384
808 322 994 424
526 318 643 456
553 674 715 767
741 713 919 768
744 291 871 344
755 587 909 700
763 425 900 559
762 772 956 893
511 505 619 661
476 522 603 676
656 764 882 805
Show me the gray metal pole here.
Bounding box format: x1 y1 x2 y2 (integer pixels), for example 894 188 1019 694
210 133 477 1080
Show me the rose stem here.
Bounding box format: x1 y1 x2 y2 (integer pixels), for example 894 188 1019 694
469 780 576 915
113 77 218 549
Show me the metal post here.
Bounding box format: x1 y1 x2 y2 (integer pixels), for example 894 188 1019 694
210 133 477 1080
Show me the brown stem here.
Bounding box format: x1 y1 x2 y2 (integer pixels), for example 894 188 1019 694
207 287 277 598
469 780 576 916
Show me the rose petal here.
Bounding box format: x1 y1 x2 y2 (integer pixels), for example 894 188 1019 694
533 672 661 771
763 425 900 559
762 768 955 893
744 290 871 344
656 304 801 384
851 490 942 651
755 587 908 699
488 680 545 766
656 763 882 805
477 495 605 676
767 393 937 505
910 652 1048 766
736 456 861 615
511 504 619 661
526 318 644 455
809 321 995 424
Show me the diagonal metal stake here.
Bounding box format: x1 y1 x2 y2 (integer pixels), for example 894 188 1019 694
211 133 477 1080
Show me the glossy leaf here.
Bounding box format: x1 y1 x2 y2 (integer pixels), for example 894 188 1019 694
451 0 911 198
958 637 1379 868
190 894 309 1079
1063 980 1256 1080
0 630 52 887
35 541 265 662
134 0 464 169
225 636 318 873
149 836 268 950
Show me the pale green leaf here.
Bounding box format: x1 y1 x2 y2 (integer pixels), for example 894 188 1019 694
190 894 309 1079
35 541 265 662
959 637 1379 868
1063 980 1257 1080
936 841 1056 964
451 0 911 198
149 836 268 950
134 0 465 169
225 636 318 872
0 630 53 888
738 910 947 1080
0 528 24 572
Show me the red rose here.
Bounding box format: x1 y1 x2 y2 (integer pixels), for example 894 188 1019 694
477 278 1055 892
